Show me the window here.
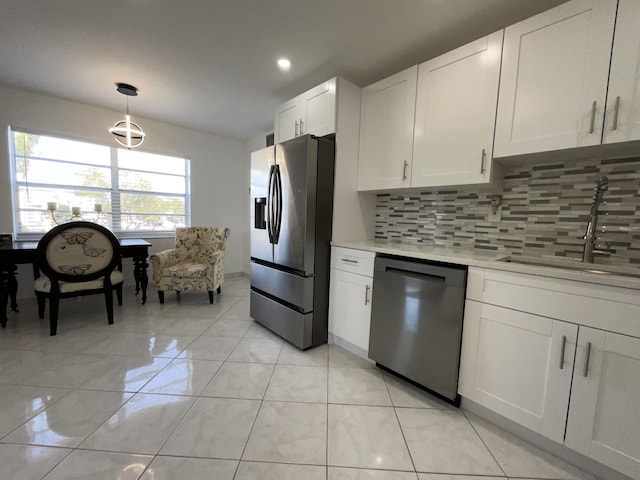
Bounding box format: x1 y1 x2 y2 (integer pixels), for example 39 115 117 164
10 129 190 238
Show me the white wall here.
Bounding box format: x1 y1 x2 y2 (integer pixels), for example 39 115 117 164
244 132 271 274
0 84 249 298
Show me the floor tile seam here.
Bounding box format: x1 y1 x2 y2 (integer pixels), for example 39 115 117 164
127 393 201 459
0 381 76 391
73 349 184 360
198 333 246 339
63 444 158 457
256 398 329 406
392 404 455 411
58 390 140 447
327 400 396 407
0 387 77 442
463 410 509 478
195 357 252 398
325 461 418 473
234 358 279 476
384 373 418 474
326 354 330 476
272 363 329 371
74 441 246 462
236 458 331 468
219 359 277 366
30 442 76 480
39 385 137 397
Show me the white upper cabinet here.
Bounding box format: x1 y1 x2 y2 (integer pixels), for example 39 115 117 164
301 80 336 138
275 98 299 143
602 0 640 144
494 0 617 157
357 66 417 191
412 31 503 188
274 78 336 143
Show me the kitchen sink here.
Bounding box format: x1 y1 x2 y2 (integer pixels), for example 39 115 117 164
498 256 640 279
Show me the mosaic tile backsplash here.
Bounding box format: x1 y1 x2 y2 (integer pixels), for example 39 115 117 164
375 156 640 265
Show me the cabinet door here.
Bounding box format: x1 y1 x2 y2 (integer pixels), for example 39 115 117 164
301 78 336 137
275 97 300 143
357 66 417 191
328 268 373 352
565 328 640 479
412 30 503 188
602 0 640 144
494 0 617 157
458 300 577 443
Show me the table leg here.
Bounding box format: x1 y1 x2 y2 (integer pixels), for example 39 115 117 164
8 264 19 312
1 263 19 327
133 256 149 304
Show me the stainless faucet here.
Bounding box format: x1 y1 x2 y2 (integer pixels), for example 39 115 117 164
582 176 608 263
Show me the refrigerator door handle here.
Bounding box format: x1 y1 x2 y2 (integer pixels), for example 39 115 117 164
267 164 275 244
273 165 282 244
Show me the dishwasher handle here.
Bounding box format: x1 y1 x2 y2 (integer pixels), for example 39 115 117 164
374 256 467 288
385 267 445 284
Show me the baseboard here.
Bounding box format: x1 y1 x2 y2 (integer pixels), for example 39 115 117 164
225 271 245 279
328 333 374 364
461 398 634 480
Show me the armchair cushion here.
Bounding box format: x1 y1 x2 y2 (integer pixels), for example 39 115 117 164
35 270 125 294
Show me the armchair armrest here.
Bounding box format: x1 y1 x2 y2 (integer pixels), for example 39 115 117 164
150 248 182 284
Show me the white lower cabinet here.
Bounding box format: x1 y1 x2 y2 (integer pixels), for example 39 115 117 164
459 267 640 479
328 247 375 353
565 328 640 480
459 300 577 444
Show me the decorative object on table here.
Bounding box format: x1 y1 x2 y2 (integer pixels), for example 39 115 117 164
48 202 104 225
150 227 230 304
0 233 13 248
109 82 145 149
34 221 124 335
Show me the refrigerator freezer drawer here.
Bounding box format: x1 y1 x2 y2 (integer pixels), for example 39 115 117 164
250 290 314 349
250 261 314 311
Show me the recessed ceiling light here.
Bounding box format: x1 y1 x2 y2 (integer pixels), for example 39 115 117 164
277 58 291 71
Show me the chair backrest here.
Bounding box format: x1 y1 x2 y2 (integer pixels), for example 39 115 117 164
37 221 121 283
175 227 230 260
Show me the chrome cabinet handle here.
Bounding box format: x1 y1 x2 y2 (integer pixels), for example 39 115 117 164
583 341 592 377
364 284 370 305
295 121 299 137
402 161 408 181
341 258 358 264
300 119 304 135
589 101 597 134
612 96 620 131
559 335 567 370
480 148 486 174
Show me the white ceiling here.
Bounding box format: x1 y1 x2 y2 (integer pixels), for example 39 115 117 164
0 0 565 142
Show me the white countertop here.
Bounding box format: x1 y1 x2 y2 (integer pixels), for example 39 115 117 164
331 240 640 290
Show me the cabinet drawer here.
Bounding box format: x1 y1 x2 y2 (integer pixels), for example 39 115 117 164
467 267 640 338
331 247 375 277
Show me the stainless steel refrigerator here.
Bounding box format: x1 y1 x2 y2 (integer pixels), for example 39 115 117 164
250 134 335 349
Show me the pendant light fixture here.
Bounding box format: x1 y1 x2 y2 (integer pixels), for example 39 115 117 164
109 82 145 149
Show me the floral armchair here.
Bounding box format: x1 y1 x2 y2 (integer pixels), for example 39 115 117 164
150 227 230 304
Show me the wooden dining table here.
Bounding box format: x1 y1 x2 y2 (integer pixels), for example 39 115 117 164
0 238 151 328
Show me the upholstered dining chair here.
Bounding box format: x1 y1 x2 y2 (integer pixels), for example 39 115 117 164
150 226 230 304
35 221 124 336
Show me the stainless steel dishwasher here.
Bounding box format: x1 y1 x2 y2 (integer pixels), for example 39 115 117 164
368 255 467 405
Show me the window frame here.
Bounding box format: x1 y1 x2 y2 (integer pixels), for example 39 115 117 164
9 127 191 240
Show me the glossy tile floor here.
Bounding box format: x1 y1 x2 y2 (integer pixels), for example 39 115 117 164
0 276 598 479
